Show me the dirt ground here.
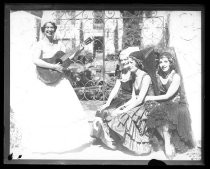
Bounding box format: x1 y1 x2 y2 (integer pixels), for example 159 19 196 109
81 100 202 161
9 100 202 164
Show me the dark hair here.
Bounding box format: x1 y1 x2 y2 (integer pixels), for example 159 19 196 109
157 52 176 75
41 22 57 33
129 55 144 70
159 52 174 64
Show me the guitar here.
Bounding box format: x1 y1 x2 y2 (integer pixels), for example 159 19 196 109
36 37 93 85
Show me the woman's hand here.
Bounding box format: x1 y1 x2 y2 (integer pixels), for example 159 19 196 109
53 63 64 73
114 105 126 113
118 105 127 110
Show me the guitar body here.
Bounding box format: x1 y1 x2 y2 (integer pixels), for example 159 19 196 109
36 37 93 85
36 51 71 84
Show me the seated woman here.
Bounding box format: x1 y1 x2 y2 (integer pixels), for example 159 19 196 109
90 48 154 155
144 51 195 159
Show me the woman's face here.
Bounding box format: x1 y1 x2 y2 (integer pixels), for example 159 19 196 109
119 54 129 68
129 58 138 72
44 23 56 37
159 56 171 72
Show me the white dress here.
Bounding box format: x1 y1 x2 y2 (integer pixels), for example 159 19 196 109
11 39 91 156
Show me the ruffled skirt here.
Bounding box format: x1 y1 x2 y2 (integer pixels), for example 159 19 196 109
91 96 152 155
145 100 194 153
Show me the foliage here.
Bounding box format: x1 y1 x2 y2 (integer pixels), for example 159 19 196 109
75 50 94 64
105 53 119 61
121 11 143 49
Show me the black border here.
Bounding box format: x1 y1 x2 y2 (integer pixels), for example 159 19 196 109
4 3 205 166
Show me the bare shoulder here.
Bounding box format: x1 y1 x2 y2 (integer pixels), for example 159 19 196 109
136 71 151 84
116 78 122 84
143 74 151 83
142 72 151 81
173 73 181 81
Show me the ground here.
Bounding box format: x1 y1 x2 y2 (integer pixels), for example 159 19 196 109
10 100 201 164
81 100 202 161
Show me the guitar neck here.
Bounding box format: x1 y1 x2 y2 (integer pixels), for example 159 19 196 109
59 37 93 62
60 45 82 62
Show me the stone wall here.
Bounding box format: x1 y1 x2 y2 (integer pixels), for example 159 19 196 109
142 11 202 146
168 11 201 146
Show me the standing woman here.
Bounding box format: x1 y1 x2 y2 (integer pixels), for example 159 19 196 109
21 20 92 155
91 49 154 155
145 52 195 159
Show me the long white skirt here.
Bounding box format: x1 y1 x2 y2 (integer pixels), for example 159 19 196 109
10 66 91 155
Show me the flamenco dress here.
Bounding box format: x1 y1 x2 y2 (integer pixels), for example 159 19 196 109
91 72 154 155
146 70 194 153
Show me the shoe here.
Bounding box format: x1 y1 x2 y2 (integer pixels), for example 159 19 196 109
101 124 117 150
101 137 117 150
134 143 152 156
165 143 176 160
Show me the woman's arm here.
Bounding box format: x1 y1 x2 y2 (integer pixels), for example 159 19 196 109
145 74 181 101
117 85 136 110
105 79 121 105
112 75 151 116
32 43 63 72
122 75 151 112
99 79 121 110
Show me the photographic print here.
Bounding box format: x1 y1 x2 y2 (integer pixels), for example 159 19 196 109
5 4 203 165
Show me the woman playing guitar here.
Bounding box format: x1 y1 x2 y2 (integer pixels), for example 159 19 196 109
22 20 93 155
